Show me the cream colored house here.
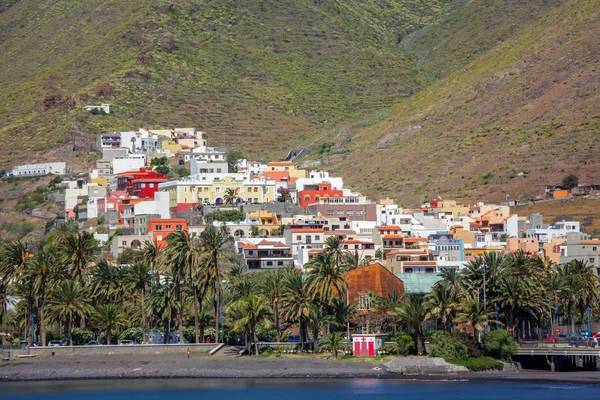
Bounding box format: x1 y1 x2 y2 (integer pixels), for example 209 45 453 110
266 161 307 180
159 173 277 209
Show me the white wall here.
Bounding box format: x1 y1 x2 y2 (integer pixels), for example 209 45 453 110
112 158 145 174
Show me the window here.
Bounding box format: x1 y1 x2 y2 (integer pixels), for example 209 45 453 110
204 187 209 192
122 241 127 246
278 261 284 266
336 210 344 216
594 247 598 251
315 235 320 240
176 225 183 231
347 210 354 216
166 225 172 229
266 261 273 266
591 258 595 264
149 183 154 188
327 210 334 216
215 187 221 193
155 225 163 231
217 168 222 173
141 183 146 188
297 235 302 240
254 187 259 192
184 187 188 193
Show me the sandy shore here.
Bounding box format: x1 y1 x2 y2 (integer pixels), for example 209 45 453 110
1 354 600 383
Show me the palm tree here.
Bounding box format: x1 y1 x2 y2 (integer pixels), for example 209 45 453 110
29 244 61 346
126 261 151 342
455 293 498 342
163 230 198 344
47 280 93 346
427 281 456 333
230 294 273 355
94 304 127 345
199 225 234 343
223 187 239 206
390 294 430 355
306 302 334 353
91 260 120 303
0 240 33 337
330 295 357 334
59 232 98 285
306 251 348 306
320 332 346 358
281 268 311 349
148 274 176 344
260 269 285 341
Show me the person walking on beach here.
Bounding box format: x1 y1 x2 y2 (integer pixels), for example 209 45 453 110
187 347 191 358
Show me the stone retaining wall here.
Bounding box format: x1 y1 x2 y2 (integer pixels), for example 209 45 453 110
26 344 216 358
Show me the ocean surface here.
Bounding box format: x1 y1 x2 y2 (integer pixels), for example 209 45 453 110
1 379 599 399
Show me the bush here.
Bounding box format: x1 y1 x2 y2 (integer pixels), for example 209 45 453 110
71 328 94 345
120 327 144 343
428 331 468 360
447 357 504 371
383 334 415 355
482 330 518 362
449 330 482 358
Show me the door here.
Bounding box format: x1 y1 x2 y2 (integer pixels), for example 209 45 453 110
368 341 375 356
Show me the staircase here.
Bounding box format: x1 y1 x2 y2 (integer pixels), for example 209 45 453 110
211 345 247 357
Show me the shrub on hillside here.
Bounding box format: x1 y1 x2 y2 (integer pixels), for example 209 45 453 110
482 330 517 362
428 331 468 360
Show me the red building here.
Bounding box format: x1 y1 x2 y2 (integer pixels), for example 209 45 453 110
298 182 344 208
148 218 188 247
116 168 167 199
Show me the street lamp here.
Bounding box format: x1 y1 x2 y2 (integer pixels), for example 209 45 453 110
554 306 559 334
482 260 487 331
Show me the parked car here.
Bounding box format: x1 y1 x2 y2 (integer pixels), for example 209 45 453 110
544 335 561 343
568 335 598 347
85 341 101 346
286 335 301 343
48 340 64 347
118 340 136 345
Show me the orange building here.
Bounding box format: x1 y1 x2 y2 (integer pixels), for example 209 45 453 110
346 263 405 304
148 218 189 247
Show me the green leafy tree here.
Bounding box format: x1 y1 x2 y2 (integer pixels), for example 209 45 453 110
225 150 244 173
150 156 170 175
481 330 518 362
562 174 579 190
390 294 430 355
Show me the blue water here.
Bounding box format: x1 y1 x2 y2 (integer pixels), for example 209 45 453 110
1 379 599 399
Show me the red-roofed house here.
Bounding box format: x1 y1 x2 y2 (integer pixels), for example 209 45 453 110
237 238 294 270
116 167 168 199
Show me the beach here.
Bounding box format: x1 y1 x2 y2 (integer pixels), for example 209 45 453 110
2 354 600 383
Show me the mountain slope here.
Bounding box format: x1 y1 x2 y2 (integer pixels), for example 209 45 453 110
330 0 600 205
0 0 453 167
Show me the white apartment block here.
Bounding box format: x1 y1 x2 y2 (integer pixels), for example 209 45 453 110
12 162 66 177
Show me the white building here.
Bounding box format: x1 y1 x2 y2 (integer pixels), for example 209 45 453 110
12 162 66 177
525 221 581 243
112 154 146 174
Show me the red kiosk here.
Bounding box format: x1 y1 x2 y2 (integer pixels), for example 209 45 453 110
352 334 387 357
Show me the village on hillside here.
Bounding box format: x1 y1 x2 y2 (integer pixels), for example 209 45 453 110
6 127 600 296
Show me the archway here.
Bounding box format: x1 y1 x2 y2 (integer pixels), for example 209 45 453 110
234 229 245 238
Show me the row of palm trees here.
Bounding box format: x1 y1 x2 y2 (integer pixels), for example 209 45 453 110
2 222 599 353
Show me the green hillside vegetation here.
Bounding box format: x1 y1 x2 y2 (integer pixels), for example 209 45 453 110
330 0 600 205
0 0 454 166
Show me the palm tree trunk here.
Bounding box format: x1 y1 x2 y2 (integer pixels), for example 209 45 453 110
215 279 221 343
141 291 147 344
299 318 304 351
39 302 46 347
107 327 112 345
313 327 319 353
254 325 259 356
274 302 280 342
178 311 184 344
193 287 200 344
66 316 72 346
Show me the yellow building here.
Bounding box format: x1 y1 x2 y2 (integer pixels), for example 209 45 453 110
161 140 183 155
248 209 281 236
159 175 277 209
431 199 470 219
90 177 109 187
463 247 504 258
266 161 307 180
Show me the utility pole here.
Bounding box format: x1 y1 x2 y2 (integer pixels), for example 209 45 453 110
482 260 487 332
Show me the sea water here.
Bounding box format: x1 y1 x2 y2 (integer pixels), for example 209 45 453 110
1 379 598 399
